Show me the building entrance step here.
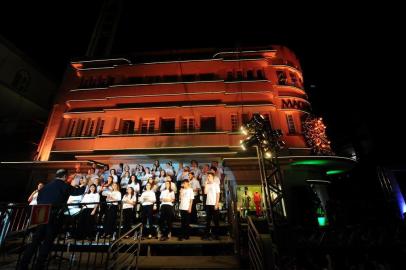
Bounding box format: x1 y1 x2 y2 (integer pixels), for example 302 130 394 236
133 235 234 246
137 255 240 269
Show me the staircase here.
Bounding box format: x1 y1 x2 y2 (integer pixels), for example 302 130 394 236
3 175 245 269
131 173 245 269
135 222 239 269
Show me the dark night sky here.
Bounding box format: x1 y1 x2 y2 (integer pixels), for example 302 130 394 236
0 2 403 163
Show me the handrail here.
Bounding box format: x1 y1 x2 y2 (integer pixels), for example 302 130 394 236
106 223 143 270
225 176 240 255
247 216 265 270
0 203 30 248
11 200 130 269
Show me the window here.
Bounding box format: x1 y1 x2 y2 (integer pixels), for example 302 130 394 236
286 115 296 134
276 70 287 85
107 76 115 85
88 77 96 88
200 117 216 132
247 70 254 80
97 120 105 135
261 113 272 128
67 119 77 137
298 78 303 88
144 76 155 84
160 118 176 133
257 69 265 80
236 71 243 80
242 113 250 125
226 71 234 81
199 73 216 81
231 114 239 131
141 119 155 134
289 72 298 87
182 74 196 82
127 77 143 84
87 120 96 136
122 120 135 134
163 75 179 82
79 77 87 88
98 76 107 87
181 118 195 132
76 119 85 136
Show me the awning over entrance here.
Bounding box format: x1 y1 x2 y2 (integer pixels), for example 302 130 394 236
223 155 357 185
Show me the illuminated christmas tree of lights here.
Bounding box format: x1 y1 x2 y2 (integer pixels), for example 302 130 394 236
302 115 334 155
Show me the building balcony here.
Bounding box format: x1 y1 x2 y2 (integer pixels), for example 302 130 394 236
278 91 308 100
52 131 244 153
271 59 302 72
275 84 306 93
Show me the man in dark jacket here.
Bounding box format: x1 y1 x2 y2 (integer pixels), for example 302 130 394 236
18 169 87 270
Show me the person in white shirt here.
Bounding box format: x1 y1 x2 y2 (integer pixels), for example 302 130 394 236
91 177 102 193
101 165 110 184
210 167 221 186
139 183 156 239
159 181 175 241
178 179 194 241
202 171 220 240
164 162 175 179
155 170 166 190
123 164 131 176
28 181 44 206
110 169 118 183
66 177 88 217
151 160 162 173
120 171 130 194
189 172 201 224
122 187 136 237
211 161 224 178
190 160 201 181
141 167 153 188
87 168 99 184
102 183 122 238
77 184 100 239
176 166 190 199
71 167 82 187
128 174 140 196
160 176 177 194
200 164 210 207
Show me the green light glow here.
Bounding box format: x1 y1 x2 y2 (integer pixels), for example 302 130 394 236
291 160 330 166
326 170 345 175
317 216 328 227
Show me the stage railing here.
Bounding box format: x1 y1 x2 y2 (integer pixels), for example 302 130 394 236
247 216 265 270
0 203 30 248
106 223 142 270
12 200 136 270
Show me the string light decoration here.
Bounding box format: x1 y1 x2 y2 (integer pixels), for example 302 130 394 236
302 115 334 155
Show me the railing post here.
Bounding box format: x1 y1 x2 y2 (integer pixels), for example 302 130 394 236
117 201 123 239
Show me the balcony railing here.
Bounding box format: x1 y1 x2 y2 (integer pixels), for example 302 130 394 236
59 129 238 139
276 82 305 91
272 58 302 71
77 74 223 90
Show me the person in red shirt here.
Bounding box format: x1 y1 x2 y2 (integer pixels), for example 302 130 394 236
253 191 262 216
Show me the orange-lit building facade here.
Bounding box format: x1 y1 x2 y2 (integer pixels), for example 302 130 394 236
30 46 355 223
37 46 309 163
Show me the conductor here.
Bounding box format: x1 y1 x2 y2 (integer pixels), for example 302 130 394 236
18 169 87 270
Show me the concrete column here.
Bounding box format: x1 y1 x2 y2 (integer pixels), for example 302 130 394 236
37 104 65 161
58 118 70 137
105 117 116 134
